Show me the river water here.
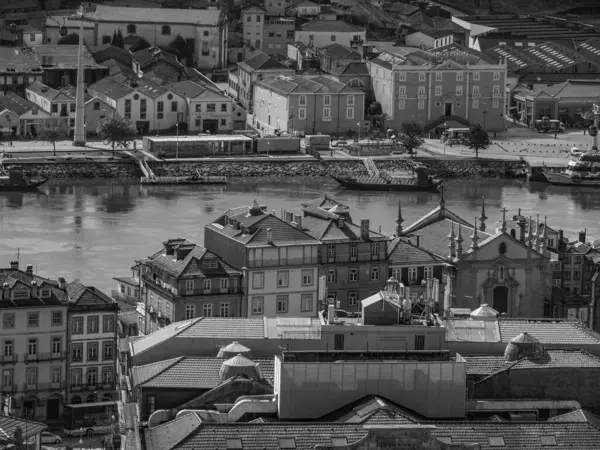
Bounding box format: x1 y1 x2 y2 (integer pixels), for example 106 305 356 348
1 178 598 293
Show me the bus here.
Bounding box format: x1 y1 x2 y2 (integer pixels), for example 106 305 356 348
63 401 120 438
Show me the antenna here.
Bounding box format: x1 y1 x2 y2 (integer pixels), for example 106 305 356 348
17 248 20 266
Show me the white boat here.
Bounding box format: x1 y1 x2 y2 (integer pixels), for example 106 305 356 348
543 150 600 187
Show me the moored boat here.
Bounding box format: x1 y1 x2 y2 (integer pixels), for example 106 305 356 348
141 175 228 186
0 166 48 191
330 166 441 192
542 150 600 187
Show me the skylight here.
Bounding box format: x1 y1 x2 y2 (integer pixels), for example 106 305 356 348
437 437 453 444
225 438 243 449
540 435 557 446
489 436 506 447
330 437 347 446
278 437 296 449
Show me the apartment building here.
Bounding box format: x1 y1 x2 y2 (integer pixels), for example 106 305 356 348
0 263 68 421
205 201 321 317
136 238 243 322
294 20 366 49
252 75 366 135
241 4 294 57
0 46 43 97
369 52 507 132
66 281 119 405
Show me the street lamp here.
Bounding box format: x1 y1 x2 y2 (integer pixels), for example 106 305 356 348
175 122 179 159
482 101 488 131
443 122 448 155
6 115 11 142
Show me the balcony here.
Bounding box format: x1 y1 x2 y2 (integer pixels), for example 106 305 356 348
111 290 139 304
22 383 38 392
24 381 66 392
87 354 98 362
23 351 67 363
0 354 18 363
102 354 114 362
1 384 18 393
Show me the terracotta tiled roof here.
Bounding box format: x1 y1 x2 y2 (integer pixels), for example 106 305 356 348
131 318 201 355
132 356 183 386
298 19 365 33
301 216 387 242
238 51 290 72
144 412 202 450
137 356 274 389
67 280 115 307
548 409 600 429
388 237 446 266
319 43 361 60
401 204 476 236
173 423 368 449
0 92 40 116
177 317 265 339
498 318 600 345
330 62 369 77
257 74 364 95
431 421 600 449
461 349 600 376
320 395 423 425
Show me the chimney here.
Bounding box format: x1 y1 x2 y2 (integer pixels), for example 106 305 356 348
58 277 66 290
25 264 33 277
327 303 335 324
267 228 273 245
579 229 586 243
416 235 420 247
360 218 370 240
296 216 302 230
338 218 345 228
30 280 37 298
2 282 9 300
559 229 564 247
9 261 18 270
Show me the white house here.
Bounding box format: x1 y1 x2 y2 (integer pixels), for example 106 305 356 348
92 5 228 70
405 30 454 50
0 92 53 137
44 16 96 45
297 1 320 17
294 20 366 49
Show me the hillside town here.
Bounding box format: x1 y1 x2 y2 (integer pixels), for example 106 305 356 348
1 0 600 449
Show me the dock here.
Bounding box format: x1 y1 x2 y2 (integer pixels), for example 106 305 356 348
140 175 227 185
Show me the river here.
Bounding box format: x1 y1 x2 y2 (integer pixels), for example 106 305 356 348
0 178 598 293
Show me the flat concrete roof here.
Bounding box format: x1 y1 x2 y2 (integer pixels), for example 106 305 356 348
145 135 253 142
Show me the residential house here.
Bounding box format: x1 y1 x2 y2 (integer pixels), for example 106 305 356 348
241 5 294 57
33 45 108 89
0 46 43 97
66 281 119 405
0 92 53 137
369 51 507 132
93 5 228 70
131 47 185 81
204 201 321 317
136 238 243 323
327 62 371 99
0 106 18 139
90 44 133 68
241 7 266 58
171 79 240 133
252 74 366 135
405 30 455 50
294 20 366 50
44 15 96 45
289 196 390 311
264 0 286 17
263 16 295 56
233 51 294 110
297 1 321 17
319 43 361 74
20 26 43 47
287 42 318 71
0 263 69 421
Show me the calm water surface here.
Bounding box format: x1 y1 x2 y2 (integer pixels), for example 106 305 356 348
0 178 598 292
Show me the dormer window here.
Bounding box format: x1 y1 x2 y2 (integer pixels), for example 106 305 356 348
127 24 137 34
12 289 29 300
40 288 51 298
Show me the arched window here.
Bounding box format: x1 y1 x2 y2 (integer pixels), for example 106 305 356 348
161 25 171 35
499 242 507 255
499 266 505 282
126 24 137 34
510 229 516 238
347 78 365 88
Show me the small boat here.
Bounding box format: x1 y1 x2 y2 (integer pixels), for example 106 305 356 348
331 166 441 192
542 150 600 187
0 166 48 191
141 174 228 186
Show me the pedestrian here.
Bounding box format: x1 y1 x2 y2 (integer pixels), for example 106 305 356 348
584 128 587 135
493 131 497 139
330 149 333 157
554 132 557 139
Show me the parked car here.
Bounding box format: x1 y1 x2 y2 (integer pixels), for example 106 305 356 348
571 147 583 156
41 431 62 444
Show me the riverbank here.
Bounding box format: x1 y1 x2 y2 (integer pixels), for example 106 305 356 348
12 157 528 179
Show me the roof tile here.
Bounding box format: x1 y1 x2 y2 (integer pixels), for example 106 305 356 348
498 318 600 344
178 317 265 339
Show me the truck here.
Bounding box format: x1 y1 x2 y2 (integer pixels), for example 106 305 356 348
304 135 331 155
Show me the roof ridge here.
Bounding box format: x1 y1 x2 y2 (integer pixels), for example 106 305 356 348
139 356 185 385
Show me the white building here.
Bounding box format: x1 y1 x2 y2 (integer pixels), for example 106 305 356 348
405 30 455 50
294 20 366 49
44 16 96 45
92 5 228 70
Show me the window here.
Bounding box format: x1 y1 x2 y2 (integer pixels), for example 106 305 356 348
347 94 354 106
398 86 406 98
161 25 171 35
102 367 113 385
277 271 289 288
103 342 113 360
26 368 37 388
246 15 251 22
87 342 98 361
52 337 61 354
323 107 331 121
493 85 500 97
472 99 479 109
203 279 211 292
28 312 39 327
398 72 406 82
539 435 556 446
346 107 354 119
350 244 357 259
51 104 58 113
157 101 164 119
415 335 425 350
418 72 425 82
456 71 464 81
493 99 499 108
298 108 306 120
94 102 100 111
2 370 12 389
473 72 480 81
349 269 358 282
488 437 505 447
330 35 336 42
146 395 156 415
252 272 264 289
398 99 406 110
220 278 229 292
323 95 331 106
226 438 243 450
3 314 14 329
185 304 195 319
86 368 97 386
102 315 114 333
417 86 426 98
127 24 136 34
28 339 37 356
276 295 288 313
207 103 216 112
50 367 61 385
87 316 99 333
171 101 178 112
256 15 261 22
278 437 295 449
574 271 581 280
370 267 379 281
124 99 131 117
185 279 194 293
301 294 313 312
302 269 313 286
456 85 463 96
435 72 442 81
220 302 230 317
348 292 358 306
408 267 417 283
72 343 82 362
71 369 82 387
424 266 434 279
371 242 379 257
493 71 500 80
327 269 336 283
251 297 264 315
299 95 306 106
327 245 336 260
202 303 213 317
140 99 147 119
3 341 12 358
575 256 582 264
418 99 425 109
472 85 480 97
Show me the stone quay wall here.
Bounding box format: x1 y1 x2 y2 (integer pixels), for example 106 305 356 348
12 158 528 179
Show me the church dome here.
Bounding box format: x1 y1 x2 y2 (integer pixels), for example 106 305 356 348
219 354 262 381
504 332 545 362
248 200 263 216
217 341 252 359
470 304 499 321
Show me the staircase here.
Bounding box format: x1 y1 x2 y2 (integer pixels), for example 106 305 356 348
138 160 156 180
362 157 380 177
423 115 471 133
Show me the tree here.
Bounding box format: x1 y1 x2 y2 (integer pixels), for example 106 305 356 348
369 101 382 116
395 121 425 155
129 36 152 53
112 29 124 48
38 125 68 156
467 124 491 159
57 32 79 45
97 114 137 155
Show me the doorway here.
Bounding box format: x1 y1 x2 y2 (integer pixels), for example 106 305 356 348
46 398 60 420
203 119 218 133
444 102 453 117
136 121 149 135
493 286 509 314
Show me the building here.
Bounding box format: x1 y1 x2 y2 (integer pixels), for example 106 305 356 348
0 92 53 137
66 281 120 405
369 51 507 132
0 46 43 97
241 5 294 57
294 20 366 49
263 16 295 56
328 62 371 97
0 106 18 139
205 201 321 317
136 238 243 322
252 74 366 135
93 5 228 70
233 51 294 110
286 42 318 71
292 196 390 311
0 415 47 449
405 30 454 50
33 45 107 89
319 43 361 74
44 15 96 45
297 1 321 17
0 0 60 14
241 7 266 58
0 263 69 421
